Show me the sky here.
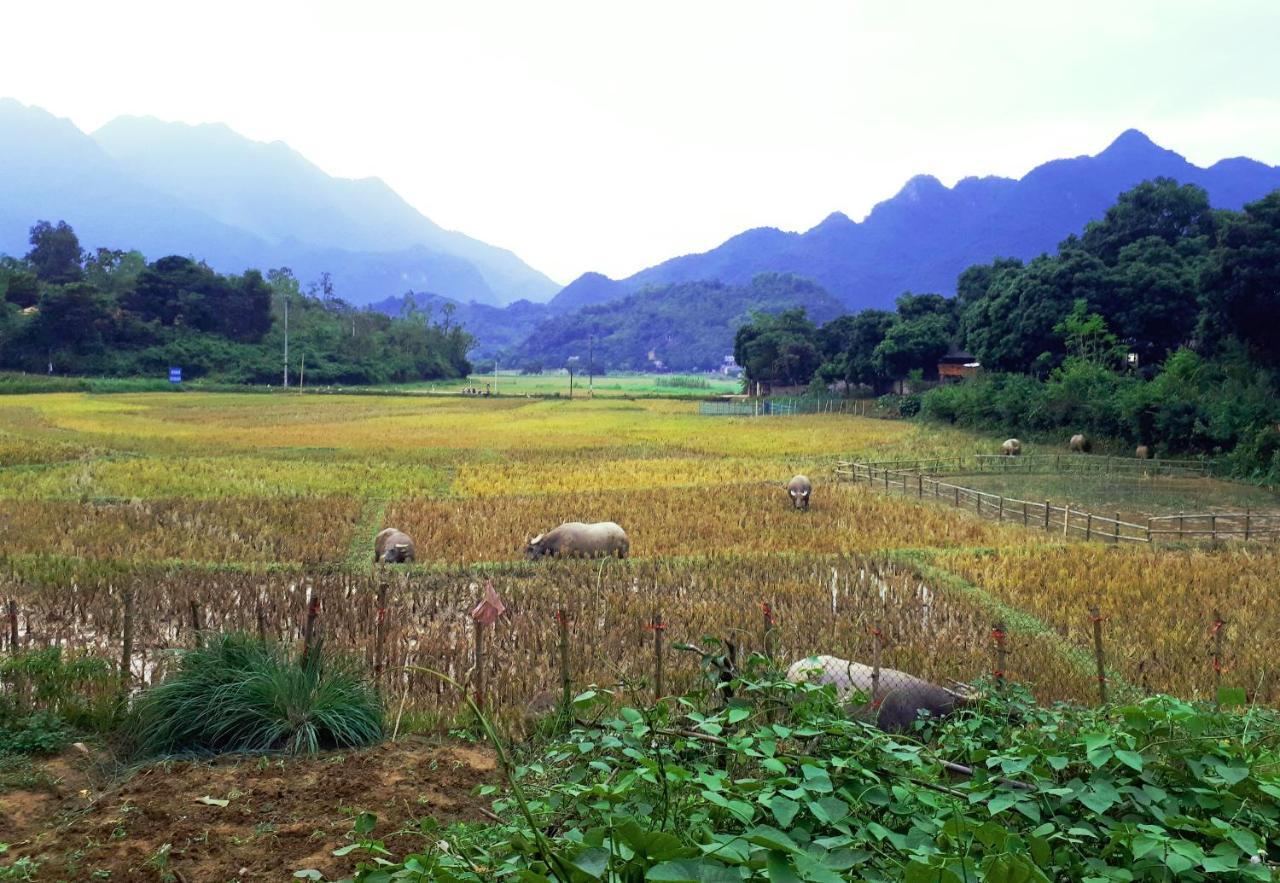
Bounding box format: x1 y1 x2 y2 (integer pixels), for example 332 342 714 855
3 0 1279 284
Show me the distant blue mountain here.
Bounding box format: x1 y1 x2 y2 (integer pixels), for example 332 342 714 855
0 99 558 306
555 130 1280 312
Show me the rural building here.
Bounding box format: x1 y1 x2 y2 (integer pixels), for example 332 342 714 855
937 350 981 383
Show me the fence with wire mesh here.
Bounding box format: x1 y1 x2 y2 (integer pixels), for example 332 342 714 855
4 553 1271 731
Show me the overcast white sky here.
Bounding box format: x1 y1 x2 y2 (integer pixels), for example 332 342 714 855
4 0 1279 284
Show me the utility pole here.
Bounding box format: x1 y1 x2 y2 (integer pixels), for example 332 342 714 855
494 357 499 396
282 294 289 388
588 334 594 398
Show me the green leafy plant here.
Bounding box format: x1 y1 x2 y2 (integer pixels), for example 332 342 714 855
125 632 382 757
320 668 1279 882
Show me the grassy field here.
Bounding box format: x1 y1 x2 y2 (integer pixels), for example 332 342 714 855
409 370 743 397
1 390 1277 709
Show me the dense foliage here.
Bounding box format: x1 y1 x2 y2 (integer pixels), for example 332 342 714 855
511 273 844 373
325 659 1280 882
733 181 1280 478
0 648 116 755
0 222 473 383
126 633 382 757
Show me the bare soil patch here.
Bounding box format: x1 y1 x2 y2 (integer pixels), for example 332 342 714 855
4 738 496 882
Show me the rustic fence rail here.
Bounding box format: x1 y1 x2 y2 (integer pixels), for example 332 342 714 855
836 458 1277 545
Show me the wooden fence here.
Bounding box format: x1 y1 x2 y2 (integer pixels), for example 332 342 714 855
835 459 1279 544
836 453 1211 479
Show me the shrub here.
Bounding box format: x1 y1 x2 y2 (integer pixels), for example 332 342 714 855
0 648 116 752
126 633 382 757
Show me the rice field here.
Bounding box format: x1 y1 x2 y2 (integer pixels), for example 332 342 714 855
1 390 1275 718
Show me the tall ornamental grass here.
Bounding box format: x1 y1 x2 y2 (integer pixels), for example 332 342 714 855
127 632 382 757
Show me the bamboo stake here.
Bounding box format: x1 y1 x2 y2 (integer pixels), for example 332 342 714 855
558 608 571 711
1212 611 1225 712
1089 605 1107 704
374 575 389 694
652 611 665 701
120 585 135 698
870 625 883 708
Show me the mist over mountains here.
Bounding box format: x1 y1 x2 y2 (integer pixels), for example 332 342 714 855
555 129 1280 315
0 99 558 307
5 97 1280 369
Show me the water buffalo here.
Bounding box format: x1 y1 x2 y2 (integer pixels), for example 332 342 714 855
785 654 975 733
787 475 812 510
374 528 415 564
1135 445 1151 459
1069 433 1091 453
1001 438 1022 456
526 522 629 560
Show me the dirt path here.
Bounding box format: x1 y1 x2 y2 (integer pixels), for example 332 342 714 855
4 738 497 882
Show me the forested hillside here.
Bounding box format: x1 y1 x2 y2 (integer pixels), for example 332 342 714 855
735 180 1280 480
511 273 844 372
0 221 473 383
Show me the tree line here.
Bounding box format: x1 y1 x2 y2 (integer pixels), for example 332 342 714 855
0 221 473 384
734 180 1280 481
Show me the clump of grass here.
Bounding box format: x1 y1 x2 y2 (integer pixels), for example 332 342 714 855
126 633 382 757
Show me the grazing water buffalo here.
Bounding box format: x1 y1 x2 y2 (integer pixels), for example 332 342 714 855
374 528 415 564
786 654 975 733
787 475 812 510
526 521 629 560
1136 444 1151 459
1069 433 1091 453
1001 438 1022 456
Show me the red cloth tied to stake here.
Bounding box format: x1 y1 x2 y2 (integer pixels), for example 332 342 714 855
471 580 506 626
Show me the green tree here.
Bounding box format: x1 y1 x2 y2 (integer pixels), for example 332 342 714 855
25 220 83 284
1077 178 1214 263
733 308 821 387
1199 191 1280 368
1053 298 1125 367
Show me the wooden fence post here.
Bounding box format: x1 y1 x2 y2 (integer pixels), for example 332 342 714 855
1064 505 1071 537
992 621 1007 692
1211 610 1225 712
373 574 390 693
1178 511 1185 541
1086 512 1092 540
1021 501 1028 525
1114 512 1121 544
954 486 960 507
474 616 487 709
6 599 16 652
189 598 202 648
120 585 135 697
1245 509 1252 541
1146 517 1152 544
761 602 775 663
1089 605 1107 704
557 608 571 711
1210 513 1217 541
302 587 320 668
652 611 665 701
917 474 923 498
1044 501 1051 531
869 624 883 708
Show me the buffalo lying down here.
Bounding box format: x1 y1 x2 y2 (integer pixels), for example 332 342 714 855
374 528 415 564
786 654 975 732
787 475 812 510
526 521 629 560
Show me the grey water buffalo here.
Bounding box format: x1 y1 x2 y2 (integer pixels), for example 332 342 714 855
1001 438 1022 456
1069 433 1091 453
1136 445 1151 459
787 475 812 510
526 521 629 560
374 528 415 564
786 654 976 733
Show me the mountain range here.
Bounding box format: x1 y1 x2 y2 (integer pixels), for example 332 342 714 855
0 99 557 306
5 97 1280 368
550 129 1280 315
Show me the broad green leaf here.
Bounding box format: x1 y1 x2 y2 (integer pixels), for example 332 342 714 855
987 793 1019 815
744 826 801 854
980 853 1052 883
1216 686 1247 708
768 796 800 828
765 851 803 883
646 858 741 883
1114 750 1144 772
726 707 750 724
568 847 611 879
